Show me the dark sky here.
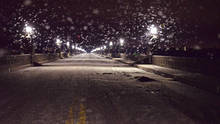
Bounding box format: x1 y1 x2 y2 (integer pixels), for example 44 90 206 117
0 0 220 51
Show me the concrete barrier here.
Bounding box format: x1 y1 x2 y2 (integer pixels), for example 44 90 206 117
125 54 150 64
0 53 59 72
152 55 220 76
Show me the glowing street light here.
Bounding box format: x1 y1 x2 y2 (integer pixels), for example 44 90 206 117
109 41 113 46
103 45 106 49
145 25 160 63
24 24 35 65
25 26 33 34
24 24 34 38
56 38 63 58
72 45 75 49
145 25 159 40
119 38 124 46
149 25 158 35
66 42 70 47
56 39 62 46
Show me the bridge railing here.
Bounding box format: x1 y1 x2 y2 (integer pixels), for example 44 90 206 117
0 53 60 72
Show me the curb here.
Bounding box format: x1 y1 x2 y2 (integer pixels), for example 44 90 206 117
138 65 220 96
114 58 220 95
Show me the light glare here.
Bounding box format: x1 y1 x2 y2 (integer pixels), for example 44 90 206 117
150 25 158 35
25 26 33 33
120 38 124 46
109 42 113 46
67 42 70 47
56 39 62 46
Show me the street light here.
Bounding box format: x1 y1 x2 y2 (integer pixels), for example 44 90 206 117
117 38 125 57
146 24 159 63
103 45 106 49
25 26 33 36
109 41 113 46
66 42 70 47
56 38 62 46
72 45 75 49
108 42 113 55
65 41 71 57
66 41 70 51
149 25 158 35
56 38 62 58
119 38 124 46
24 24 35 65
149 25 159 39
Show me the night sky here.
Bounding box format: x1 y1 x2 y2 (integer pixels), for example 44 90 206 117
0 0 220 52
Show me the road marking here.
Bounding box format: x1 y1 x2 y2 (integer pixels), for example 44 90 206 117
66 102 87 124
77 103 86 124
66 106 74 124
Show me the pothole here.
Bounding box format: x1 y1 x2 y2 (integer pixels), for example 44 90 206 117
135 76 155 82
33 62 43 66
102 73 113 75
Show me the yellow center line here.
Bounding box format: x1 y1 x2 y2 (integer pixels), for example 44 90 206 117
66 106 74 124
77 103 86 124
66 101 87 124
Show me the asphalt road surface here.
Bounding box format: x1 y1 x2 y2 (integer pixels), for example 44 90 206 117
0 53 219 124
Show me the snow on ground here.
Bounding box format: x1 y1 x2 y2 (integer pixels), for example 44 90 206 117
0 53 219 124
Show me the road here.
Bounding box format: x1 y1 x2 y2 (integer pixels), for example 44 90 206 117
0 53 219 124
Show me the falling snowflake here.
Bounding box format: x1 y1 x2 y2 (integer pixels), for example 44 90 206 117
23 0 32 6
92 9 99 15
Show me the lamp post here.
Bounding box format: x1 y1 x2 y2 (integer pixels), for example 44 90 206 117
146 24 159 63
66 41 70 57
69 41 73 56
24 24 34 65
108 41 112 57
149 25 158 36
109 41 113 47
119 38 125 57
72 45 76 55
56 38 62 58
109 41 113 52
119 38 124 46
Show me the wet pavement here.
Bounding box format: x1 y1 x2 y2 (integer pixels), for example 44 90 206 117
0 53 219 124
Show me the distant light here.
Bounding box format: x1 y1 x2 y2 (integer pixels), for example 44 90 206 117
119 38 124 46
25 25 33 34
24 0 32 6
93 9 99 15
150 25 158 35
109 42 113 46
56 39 62 46
75 46 86 53
66 42 70 47
91 45 106 53
72 45 75 49
193 45 201 50
184 46 187 51
25 26 33 33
